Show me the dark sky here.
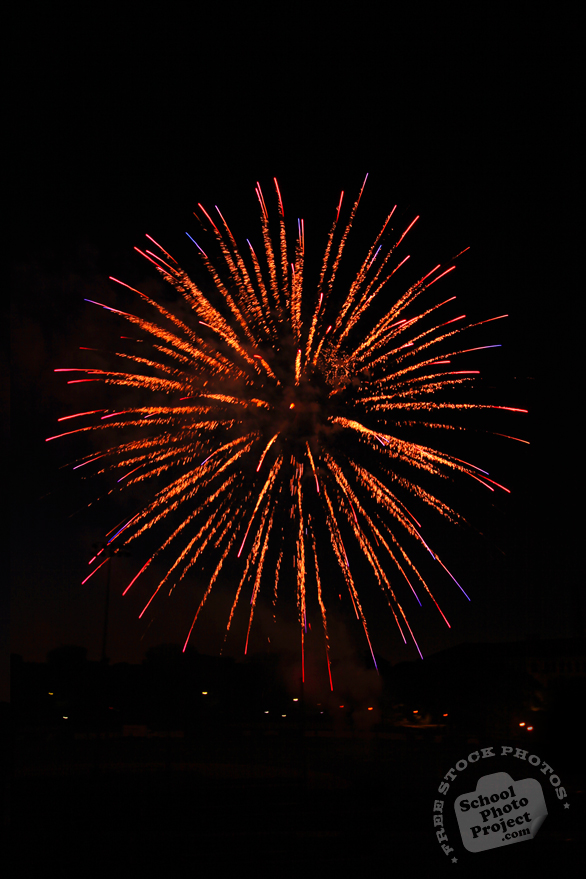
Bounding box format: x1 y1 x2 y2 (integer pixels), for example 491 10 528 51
8 13 580 700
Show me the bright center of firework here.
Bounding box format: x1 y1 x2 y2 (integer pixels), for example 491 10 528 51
53 176 525 683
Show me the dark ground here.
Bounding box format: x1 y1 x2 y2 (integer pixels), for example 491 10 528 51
9 726 583 876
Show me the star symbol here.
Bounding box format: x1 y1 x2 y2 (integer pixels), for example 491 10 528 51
564 802 571 809
451 856 458 863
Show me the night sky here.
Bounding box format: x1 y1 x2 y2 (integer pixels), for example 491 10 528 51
8 13 580 702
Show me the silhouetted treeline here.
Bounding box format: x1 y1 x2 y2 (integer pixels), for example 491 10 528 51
11 644 295 735
11 637 586 745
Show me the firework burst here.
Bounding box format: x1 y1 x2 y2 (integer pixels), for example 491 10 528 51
49 176 526 684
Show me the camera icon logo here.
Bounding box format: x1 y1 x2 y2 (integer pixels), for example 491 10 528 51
454 771 548 853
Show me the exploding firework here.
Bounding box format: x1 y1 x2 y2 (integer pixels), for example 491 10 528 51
49 176 526 684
